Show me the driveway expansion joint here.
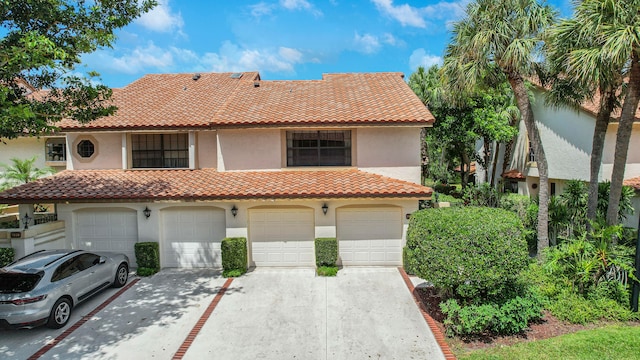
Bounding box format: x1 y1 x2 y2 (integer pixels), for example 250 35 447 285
398 267 457 360
27 277 141 360
172 277 234 360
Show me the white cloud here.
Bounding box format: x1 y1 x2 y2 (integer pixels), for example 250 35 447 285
136 0 184 33
409 48 442 70
279 47 303 63
353 33 381 54
250 2 276 18
382 33 399 46
371 0 469 29
371 0 426 28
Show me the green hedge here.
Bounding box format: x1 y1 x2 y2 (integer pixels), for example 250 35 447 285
0 248 15 267
403 246 418 275
134 242 160 276
221 237 247 277
406 207 528 302
315 237 337 267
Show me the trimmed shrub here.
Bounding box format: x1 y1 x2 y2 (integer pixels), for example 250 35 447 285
315 237 337 267
406 207 528 302
134 242 160 276
317 266 338 276
403 246 418 275
221 237 247 277
440 292 543 337
0 247 15 267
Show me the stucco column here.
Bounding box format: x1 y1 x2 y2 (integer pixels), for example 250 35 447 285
121 133 128 169
189 131 196 169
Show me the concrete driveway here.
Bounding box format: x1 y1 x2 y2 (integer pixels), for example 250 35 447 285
0 268 445 360
183 267 445 360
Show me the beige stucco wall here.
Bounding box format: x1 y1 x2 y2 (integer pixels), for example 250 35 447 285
197 131 217 169
68 133 122 170
217 129 282 171
356 127 421 184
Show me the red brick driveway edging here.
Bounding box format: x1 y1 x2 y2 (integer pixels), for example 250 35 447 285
27 278 141 360
398 267 456 360
172 277 234 360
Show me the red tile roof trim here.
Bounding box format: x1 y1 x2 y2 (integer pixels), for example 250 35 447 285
623 176 640 191
502 169 526 180
0 169 432 203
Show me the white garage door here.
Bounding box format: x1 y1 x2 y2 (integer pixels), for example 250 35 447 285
76 209 138 266
337 207 403 266
162 207 226 268
249 208 315 267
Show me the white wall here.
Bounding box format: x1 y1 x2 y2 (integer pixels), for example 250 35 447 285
0 137 47 168
602 123 640 180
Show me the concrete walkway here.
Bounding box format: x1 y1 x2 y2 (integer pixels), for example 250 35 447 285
183 267 445 360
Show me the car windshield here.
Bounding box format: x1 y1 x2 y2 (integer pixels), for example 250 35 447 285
0 272 43 293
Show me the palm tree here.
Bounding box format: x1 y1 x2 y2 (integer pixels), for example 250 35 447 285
1 156 53 188
546 0 640 226
442 0 556 256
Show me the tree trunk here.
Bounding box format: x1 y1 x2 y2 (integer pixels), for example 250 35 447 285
586 89 616 225
461 150 470 189
607 54 640 225
421 127 428 185
490 142 500 188
502 137 515 175
508 74 549 256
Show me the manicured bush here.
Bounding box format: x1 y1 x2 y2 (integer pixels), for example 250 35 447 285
406 207 528 302
317 266 338 276
403 246 418 275
440 292 543 337
221 237 247 277
315 237 337 267
0 247 15 267
134 242 160 276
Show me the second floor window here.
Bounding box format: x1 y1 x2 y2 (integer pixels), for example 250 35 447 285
286 130 351 167
45 138 66 162
132 134 188 168
528 141 536 162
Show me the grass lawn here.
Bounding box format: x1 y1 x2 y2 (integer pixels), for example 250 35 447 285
458 324 640 360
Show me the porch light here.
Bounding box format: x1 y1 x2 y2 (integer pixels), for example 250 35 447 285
143 206 151 219
231 205 238 218
23 213 32 230
322 203 328 215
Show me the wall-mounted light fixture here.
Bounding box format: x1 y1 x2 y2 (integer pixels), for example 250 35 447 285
231 205 238 218
322 203 328 215
143 206 151 219
23 213 32 230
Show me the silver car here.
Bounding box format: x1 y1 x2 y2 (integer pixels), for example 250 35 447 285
0 249 129 329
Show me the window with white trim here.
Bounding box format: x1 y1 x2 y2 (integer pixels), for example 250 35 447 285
131 134 188 168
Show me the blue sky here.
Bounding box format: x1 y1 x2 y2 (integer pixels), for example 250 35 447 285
81 0 573 88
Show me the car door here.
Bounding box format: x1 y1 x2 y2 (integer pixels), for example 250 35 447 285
51 255 89 303
74 253 112 301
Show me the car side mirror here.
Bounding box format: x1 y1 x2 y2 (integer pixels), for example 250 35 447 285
99 256 107 264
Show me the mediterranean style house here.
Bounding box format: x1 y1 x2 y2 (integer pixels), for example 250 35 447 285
0 72 434 267
477 85 640 228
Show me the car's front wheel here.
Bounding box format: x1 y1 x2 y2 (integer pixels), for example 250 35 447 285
113 263 128 288
47 297 72 329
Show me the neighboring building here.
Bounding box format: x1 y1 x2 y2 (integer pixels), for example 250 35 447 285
0 72 434 267
478 85 640 228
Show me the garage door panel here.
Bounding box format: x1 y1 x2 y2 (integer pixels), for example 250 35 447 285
337 207 403 266
162 208 225 268
75 209 138 267
250 209 314 267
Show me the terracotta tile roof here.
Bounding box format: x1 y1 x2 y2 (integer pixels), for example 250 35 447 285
502 169 526 180
58 72 434 131
623 176 640 191
0 169 432 203
454 162 476 174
